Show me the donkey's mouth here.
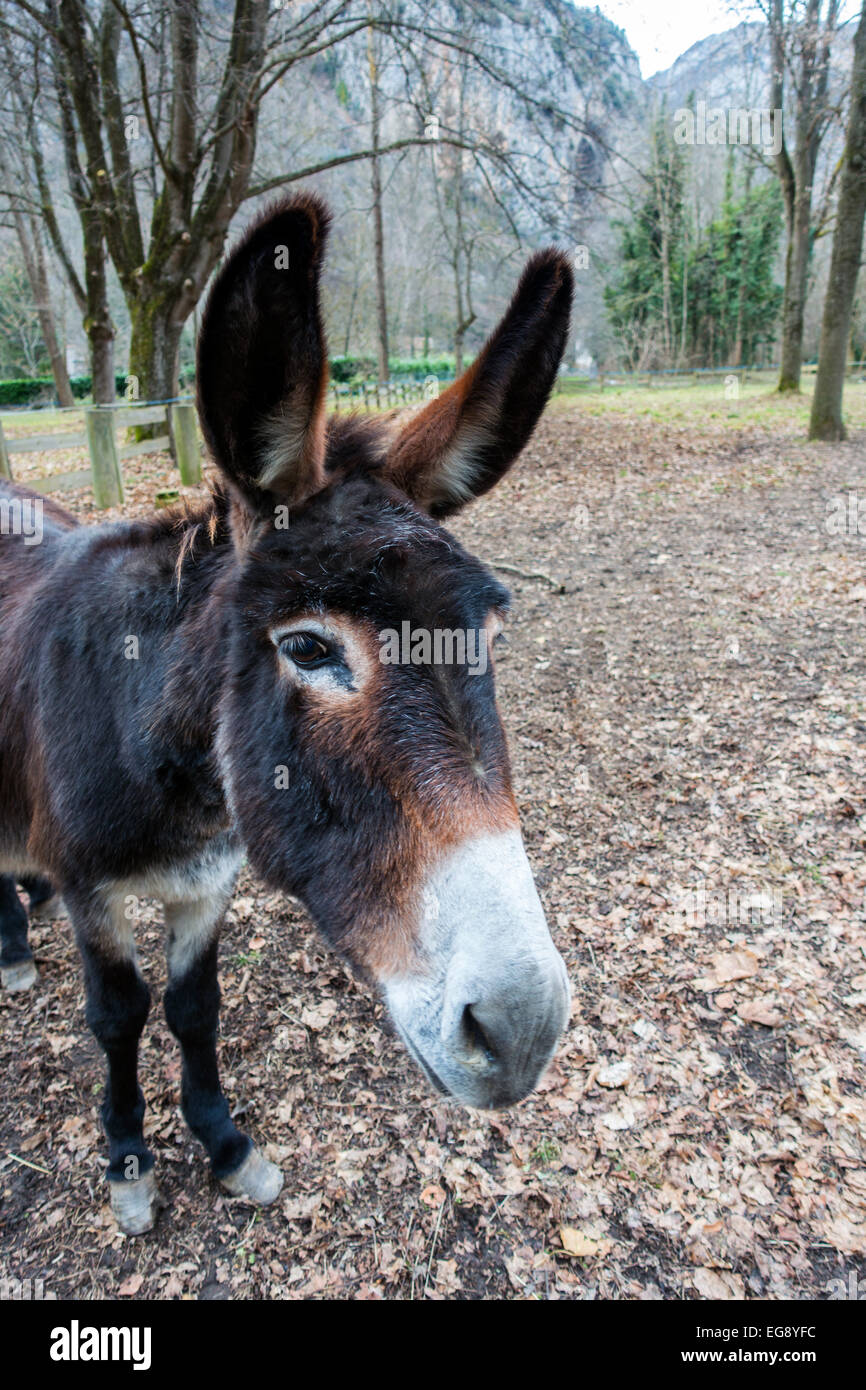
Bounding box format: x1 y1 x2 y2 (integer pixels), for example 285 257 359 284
383 829 571 1111
398 1029 450 1098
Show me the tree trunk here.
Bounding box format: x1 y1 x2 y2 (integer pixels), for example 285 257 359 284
128 295 184 407
89 322 115 405
368 25 389 384
809 6 866 439
778 171 812 391
452 250 475 375
732 163 754 368
343 272 359 357
732 271 745 368
371 159 389 383
83 215 116 405
25 219 75 405
679 216 688 368
769 0 840 394
447 64 475 376
659 212 673 364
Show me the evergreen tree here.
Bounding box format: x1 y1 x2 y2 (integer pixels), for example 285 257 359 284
687 176 784 367
603 109 685 369
605 144 783 370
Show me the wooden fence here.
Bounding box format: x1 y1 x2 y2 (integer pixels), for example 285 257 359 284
0 399 202 508
0 378 456 509
329 377 448 412
553 362 866 393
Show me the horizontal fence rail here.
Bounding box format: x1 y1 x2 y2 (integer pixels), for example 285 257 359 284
552 362 865 392
0 381 448 506
0 399 202 507
5 362 861 506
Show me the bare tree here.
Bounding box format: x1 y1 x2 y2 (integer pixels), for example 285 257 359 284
0 253 51 377
809 4 866 438
0 142 74 404
0 6 120 402
367 19 389 382
434 51 479 375
2 0 626 405
8 0 476 402
764 0 842 391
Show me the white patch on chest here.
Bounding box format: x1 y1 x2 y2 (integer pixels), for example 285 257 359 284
101 839 243 907
98 838 244 972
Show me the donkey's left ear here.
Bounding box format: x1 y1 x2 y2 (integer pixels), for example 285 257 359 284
196 193 330 509
381 249 573 517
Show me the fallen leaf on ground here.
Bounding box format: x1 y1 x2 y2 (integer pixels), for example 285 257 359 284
559 1226 613 1258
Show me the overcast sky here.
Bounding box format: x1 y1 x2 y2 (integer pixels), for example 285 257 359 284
594 0 859 78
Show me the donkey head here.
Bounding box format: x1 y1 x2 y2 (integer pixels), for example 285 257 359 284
197 194 573 1109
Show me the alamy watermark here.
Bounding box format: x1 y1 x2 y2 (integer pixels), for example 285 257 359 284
0 495 43 546
673 102 783 156
379 623 489 675
675 885 783 929
0 1275 53 1300
827 1268 866 1300
825 492 866 541
50 1321 151 1371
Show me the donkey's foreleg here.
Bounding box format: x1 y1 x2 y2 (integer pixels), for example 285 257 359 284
69 895 159 1235
163 901 283 1206
0 875 37 992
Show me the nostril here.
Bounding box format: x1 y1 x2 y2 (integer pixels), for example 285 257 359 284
459 1004 498 1067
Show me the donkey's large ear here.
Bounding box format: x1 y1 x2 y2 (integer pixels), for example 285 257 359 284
196 193 330 509
381 249 573 517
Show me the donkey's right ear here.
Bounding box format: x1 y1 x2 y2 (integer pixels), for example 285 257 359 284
196 193 331 510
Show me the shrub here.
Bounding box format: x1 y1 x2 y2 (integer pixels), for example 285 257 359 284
0 374 133 406
0 357 458 408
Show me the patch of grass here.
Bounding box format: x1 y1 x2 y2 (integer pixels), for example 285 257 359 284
530 1138 561 1167
231 950 262 968
550 375 866 434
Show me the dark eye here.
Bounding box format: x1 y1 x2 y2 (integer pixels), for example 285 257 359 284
282 632 330 667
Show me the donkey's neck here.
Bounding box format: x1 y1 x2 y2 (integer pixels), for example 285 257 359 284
133 494 238 751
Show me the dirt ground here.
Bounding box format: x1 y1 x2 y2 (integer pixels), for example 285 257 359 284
1 388 865 1300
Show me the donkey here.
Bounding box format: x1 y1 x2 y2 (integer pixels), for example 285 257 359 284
0 193 573 1234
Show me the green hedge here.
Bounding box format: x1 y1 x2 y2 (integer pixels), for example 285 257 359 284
329 356 377 384
0 356 458 407
329 355 460 384
0 378 52 406
0 373 131 406
387 356 461 379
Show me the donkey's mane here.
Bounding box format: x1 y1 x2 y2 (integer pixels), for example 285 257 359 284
162 412 398 586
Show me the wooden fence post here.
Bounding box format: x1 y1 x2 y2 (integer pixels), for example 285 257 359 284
85 406 124 508
170 402 201 485
0 421 11 480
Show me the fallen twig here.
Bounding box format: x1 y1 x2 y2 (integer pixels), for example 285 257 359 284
423 1195 447 1298
490 559 567 593
6 1151 51 1175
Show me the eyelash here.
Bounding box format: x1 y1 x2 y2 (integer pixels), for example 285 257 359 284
281 632 331 668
